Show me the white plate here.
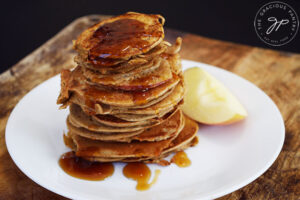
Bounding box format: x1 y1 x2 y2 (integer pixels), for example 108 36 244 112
6 60 285 200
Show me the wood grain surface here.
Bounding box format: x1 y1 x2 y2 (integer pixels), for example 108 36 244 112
0 15 299 200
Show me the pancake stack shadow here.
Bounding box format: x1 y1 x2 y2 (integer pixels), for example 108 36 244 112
57 12 198 165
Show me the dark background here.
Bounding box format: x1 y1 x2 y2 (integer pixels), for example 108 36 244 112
1 0 300 73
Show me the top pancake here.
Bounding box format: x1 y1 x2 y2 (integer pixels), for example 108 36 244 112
74 12 165 67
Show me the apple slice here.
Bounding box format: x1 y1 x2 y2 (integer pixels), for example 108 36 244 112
182 67 247 125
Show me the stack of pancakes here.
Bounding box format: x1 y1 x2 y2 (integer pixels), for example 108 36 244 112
57 12 198 165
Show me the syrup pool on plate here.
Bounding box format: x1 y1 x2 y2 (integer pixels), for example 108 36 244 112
59 151 114 181
171 151 191 168
123 162 161 191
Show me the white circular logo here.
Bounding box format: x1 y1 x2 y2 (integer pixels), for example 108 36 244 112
254 1 299 46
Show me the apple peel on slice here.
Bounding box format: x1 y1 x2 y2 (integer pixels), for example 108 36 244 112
182 67 247 125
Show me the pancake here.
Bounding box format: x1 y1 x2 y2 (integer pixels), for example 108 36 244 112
161 115 198 154
101 81 184 115
143 136 199 166
83 59 172 91
74 12 165 67
69 131 175 158
57 66 180 108
122 115 198 164
76 84 176 115
113 106 175 122
167 53 182 75
131 110 184 142
76 39 180 76
73 114 198 164
165 37 182 55
77 41 169 74
91 114 158 127
83 57 162 84
69 104 148 133
67 109 183 143
91 106 179 128
67 118 144 142
74 55 146 75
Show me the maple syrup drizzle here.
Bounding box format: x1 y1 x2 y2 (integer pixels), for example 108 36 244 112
171 151 191 168
88 18 162 65
132 88 151 105
123 162 161 191
59 152 114 181
59 151 192 189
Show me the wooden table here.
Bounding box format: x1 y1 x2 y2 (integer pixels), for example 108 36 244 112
0 15 299 200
